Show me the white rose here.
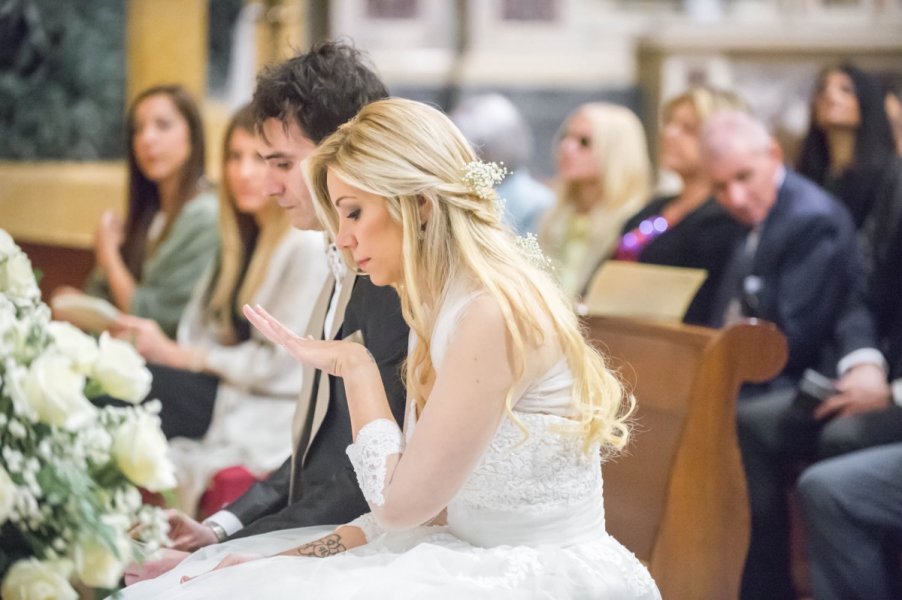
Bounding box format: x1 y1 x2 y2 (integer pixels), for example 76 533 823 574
3 360 37 421
23 352 96 429
48 321 99 374
0 252 40 303
0 559 77 600
6 305 51 363
74 523 129 589
112 412 176 491
0 465 15 524
0 229 15 256
93 332 152 403
0 296 16 353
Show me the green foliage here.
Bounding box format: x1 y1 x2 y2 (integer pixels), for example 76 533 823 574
0 0 126 160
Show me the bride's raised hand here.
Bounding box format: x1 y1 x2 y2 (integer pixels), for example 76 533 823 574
243 304 372 377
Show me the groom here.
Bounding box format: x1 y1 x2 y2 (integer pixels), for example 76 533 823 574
128 41 407 580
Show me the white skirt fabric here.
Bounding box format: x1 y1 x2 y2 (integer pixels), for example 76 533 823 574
120 525 659 600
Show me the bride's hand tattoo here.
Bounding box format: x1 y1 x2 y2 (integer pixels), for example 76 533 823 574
294 533 347 558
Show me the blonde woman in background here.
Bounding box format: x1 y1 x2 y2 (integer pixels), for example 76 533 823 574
539 102 651 299
612 87 748 324
112 105 329 512
120 98 659 599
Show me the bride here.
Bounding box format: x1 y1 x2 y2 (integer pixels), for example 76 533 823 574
121 98 659 599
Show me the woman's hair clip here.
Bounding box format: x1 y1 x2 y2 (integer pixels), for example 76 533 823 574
462 160 508 201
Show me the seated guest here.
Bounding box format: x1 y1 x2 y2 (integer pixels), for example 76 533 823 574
539 102 651 300
736 69 902 600
113 106 330 511
798 63 899 229
798 443 902 600
798 63 902 434
613 86 747 324
450 93 554 235
701 109 855 393
56 84 219 338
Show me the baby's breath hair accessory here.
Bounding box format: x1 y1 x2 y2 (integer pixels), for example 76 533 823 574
515 232 554 274
462 160 508 201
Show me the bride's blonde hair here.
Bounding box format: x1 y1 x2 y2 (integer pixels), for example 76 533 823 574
306 98 633 453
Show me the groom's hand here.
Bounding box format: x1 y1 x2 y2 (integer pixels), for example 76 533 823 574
167 509 219 551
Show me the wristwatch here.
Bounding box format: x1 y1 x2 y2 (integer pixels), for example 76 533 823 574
203 519 228 543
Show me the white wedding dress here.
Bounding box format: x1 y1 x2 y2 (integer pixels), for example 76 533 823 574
122 283 659 599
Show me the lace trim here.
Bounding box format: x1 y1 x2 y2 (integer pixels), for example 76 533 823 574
348 512 384 543
346 419 404 506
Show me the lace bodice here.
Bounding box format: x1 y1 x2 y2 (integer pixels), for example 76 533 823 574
448 411 606 547
434 283 608 546
453 413 602 514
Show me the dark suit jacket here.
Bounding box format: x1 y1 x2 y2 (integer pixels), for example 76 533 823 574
225 276 408 536
621 195 745 325
828 157 902 380
723 169 856 391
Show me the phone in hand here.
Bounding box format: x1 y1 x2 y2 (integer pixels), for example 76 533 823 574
793 369 839 412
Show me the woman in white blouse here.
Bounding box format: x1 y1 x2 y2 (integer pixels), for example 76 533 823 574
114 105 329 512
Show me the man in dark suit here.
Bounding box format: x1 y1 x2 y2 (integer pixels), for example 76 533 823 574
699 109 859 600
737 152 902 599
703 110 857 392
124 42 408 583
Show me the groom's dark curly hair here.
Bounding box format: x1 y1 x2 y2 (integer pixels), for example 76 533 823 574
252 40 389 144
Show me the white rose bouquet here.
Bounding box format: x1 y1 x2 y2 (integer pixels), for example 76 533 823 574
0 230 172 598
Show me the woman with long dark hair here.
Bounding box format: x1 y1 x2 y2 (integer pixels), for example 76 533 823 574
61 85 220 337
797 63 898 228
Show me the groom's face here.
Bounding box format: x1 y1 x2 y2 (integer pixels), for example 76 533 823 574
258 118 320 231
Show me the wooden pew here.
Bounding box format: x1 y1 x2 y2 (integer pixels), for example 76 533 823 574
584 316 787 600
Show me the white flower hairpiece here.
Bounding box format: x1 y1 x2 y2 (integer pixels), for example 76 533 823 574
462 160 508 201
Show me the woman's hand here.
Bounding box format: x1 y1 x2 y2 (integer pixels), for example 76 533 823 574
113 314 182 367
179 553 263 584
243 304 374 378
95 210 125 271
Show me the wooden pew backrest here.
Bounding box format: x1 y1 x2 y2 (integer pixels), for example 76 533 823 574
585 316 787 600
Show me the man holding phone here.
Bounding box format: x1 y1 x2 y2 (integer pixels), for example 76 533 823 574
733 115 902 598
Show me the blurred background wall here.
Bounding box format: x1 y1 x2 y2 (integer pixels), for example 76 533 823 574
1 0 901 291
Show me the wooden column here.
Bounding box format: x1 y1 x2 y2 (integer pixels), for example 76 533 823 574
255 0 308 70
127 0 208 103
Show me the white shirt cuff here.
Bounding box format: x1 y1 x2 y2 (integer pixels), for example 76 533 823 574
892 379 902 408
837 348 888 377
205 510 244 536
